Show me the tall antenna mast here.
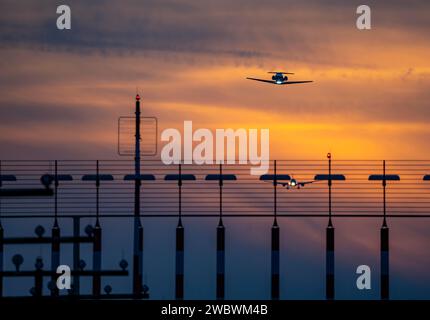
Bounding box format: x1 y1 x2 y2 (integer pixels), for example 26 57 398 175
133 93 143 297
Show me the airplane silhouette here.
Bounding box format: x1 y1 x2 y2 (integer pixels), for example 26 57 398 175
247 71 313 85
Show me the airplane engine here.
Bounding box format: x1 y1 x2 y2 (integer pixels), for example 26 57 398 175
283 76 288 81
272 75 276 80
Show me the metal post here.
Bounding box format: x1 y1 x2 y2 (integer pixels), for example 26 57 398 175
0 222 3 298
216 164 225 300
0 161 3 297
271 160 280 300
381 226 389 300
73 216 80 295
93 160 101 298
133 94 143 298
326 226 335 300
381 160 389 300
326 153 335 300
176 164 184 300
34 257 43 297
93 225 102 298
51 160 60 296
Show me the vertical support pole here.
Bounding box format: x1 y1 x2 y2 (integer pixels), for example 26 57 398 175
51 224 60 296
381 225 389 300
34 257 43 297
93 225 102 298
176 225 184 300
0 221 3 298
175 164 184 300
134 218 143 298
271 160 280 300
51 160 60 297
93 160 101 298
0 161 3 298
0 222 3 298
381 160 389 300
326 153 335 300
73 216 80 295
216 225 225 300
326 225 335 300
133 94 143 298
216 164 225 300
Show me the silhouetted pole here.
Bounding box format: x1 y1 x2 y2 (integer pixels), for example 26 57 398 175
271 160 280 300
205 169 236 300
216 164 225 300
0 217 3 298
34 257 44 297
165 170 195 300
133 94 144 298
51 160 60 297
93 160 102 298
368 163 399 300
73 217 80 295
381 160 389 300
176 164 184 300
0 221 3 298
326 153 335 300
0 161 3 298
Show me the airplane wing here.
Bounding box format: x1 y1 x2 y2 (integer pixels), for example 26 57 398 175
246 77 276 84
281 81 313 85
298 180 317 185
261 179 290 187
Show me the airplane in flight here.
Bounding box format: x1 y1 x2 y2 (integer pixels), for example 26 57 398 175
261 176 317 190
279 177 316 189
247 71 313 85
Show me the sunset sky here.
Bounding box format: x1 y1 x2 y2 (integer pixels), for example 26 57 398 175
1 0 430 160
1 0 430 299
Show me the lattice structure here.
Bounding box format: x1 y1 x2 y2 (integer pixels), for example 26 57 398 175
118 116 157 156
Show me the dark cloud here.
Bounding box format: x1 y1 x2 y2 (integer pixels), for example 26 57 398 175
0 101 103 125
2 0 427 61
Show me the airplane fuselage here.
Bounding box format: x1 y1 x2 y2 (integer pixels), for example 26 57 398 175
272 73 287 84
281 178 308 189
